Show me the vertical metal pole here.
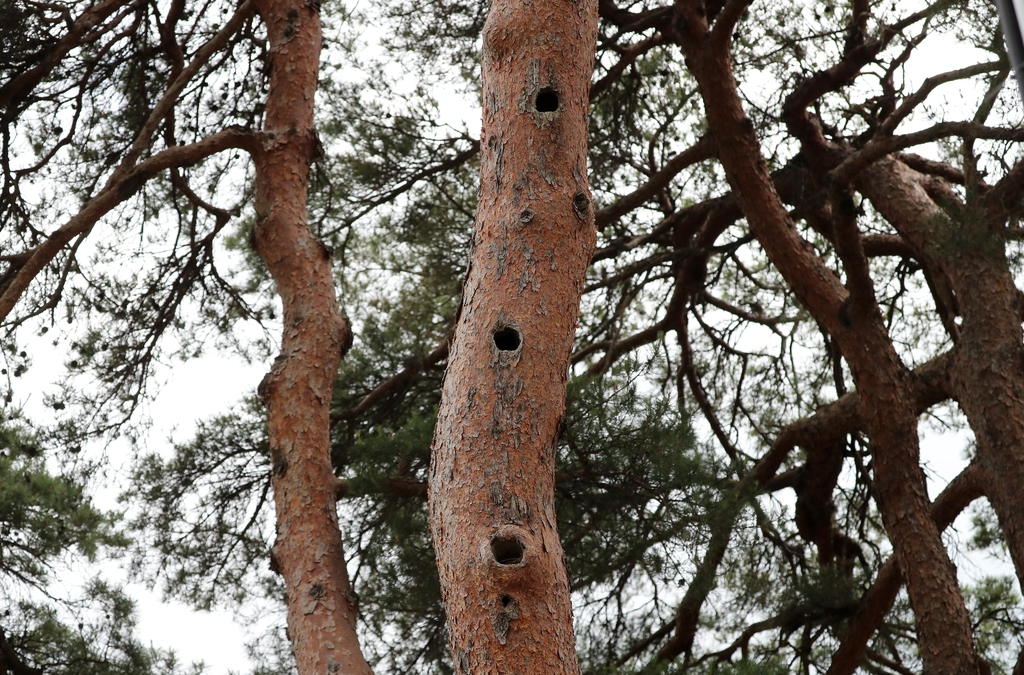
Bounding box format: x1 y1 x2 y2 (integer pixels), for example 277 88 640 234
996 0 1024 106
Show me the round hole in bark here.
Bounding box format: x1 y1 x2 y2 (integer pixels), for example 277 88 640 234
493 326 521 352
491 536 525 565
573 191 591 215
535 89 559 113
500 594 513 607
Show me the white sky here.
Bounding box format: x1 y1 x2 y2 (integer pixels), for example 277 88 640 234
8 3 1022 673
126 356 262 673
14 327 261 672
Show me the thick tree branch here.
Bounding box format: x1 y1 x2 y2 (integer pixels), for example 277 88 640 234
782 39 882 151
897 153 970 187
984 155 1024 218
710 0 753 52
597 0 672 33
0 127 257 324
578 319 669 376
696 604 823 664
0 0 131 113
584 250 689 293
752 350 953 486
0 1 257 325
654 495 741 661
591 33 666 100
826 461 984 675
877 61 1002 137
331 334 451 425
678 4 852 333
120 0 256 168
834 123 1024 185
0 626 42 675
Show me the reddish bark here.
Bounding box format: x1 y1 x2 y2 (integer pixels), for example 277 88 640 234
793 438 846 566
834 309 978 675
671 4 980 673
858 157 1024 590
250 0 371 673
428 0 599 672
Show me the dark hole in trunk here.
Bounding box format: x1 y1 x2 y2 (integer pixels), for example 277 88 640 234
535 89 559 112
493 326 521 351
491 536 525 565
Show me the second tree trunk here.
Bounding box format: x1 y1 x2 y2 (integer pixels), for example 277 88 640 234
428 0 599 672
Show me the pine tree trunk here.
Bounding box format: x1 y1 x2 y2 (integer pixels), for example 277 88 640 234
671 5 981 673
428 0 598 672
859 157 1024 591
251 0 372 673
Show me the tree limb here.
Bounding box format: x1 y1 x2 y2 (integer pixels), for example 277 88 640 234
826 461 985 675
0 127 257 324
0 626 42 675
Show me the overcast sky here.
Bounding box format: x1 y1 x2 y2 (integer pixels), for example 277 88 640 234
9 10 1021 673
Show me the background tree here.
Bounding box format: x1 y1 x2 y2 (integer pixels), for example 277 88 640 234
0 0 370 671
6 0 1024 674
0 410 195 675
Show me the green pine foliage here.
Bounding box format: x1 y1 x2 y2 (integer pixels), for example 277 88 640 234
0 412 194 675
966 576 1024 673
0 416 126 585
5 0 1024 673
3 582 203 675
125 399 276 611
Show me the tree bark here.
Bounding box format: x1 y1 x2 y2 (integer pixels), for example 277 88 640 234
251 0 371 673
428 0 598 672
827 461 984 675
859 157 1024 590
672 4 980 673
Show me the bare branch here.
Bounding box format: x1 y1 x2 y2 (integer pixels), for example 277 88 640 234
595 135 716 229
0 127 257 324
0 0 132 112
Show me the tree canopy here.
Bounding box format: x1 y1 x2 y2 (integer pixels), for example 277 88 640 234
4 0 1024 673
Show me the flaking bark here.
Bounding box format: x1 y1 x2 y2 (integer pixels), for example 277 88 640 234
251 0 372 672
428 0 599 672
